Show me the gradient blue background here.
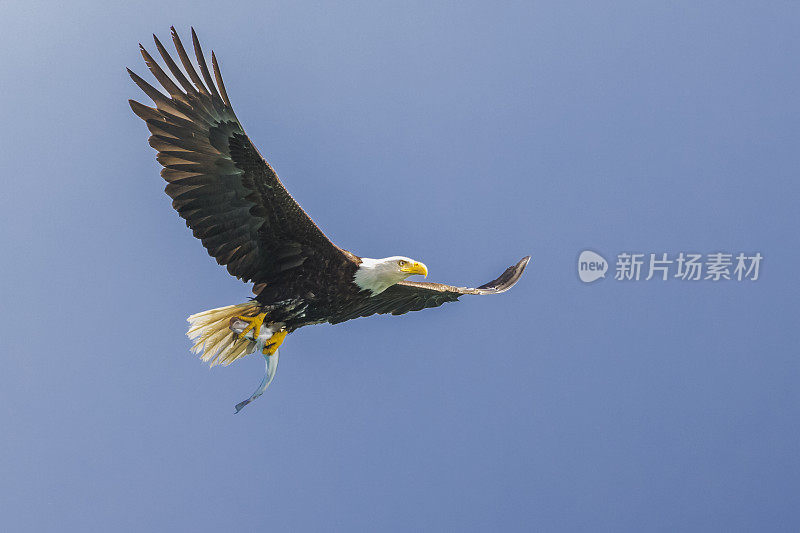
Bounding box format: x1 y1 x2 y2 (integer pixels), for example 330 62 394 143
2 1 798 531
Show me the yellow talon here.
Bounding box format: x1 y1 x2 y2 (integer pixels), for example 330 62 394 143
263 330 288 356
236 312 267 340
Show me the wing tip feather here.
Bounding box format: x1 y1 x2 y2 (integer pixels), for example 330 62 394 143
475 255 531 294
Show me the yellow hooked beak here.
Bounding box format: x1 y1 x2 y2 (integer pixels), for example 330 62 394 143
400 261 428 278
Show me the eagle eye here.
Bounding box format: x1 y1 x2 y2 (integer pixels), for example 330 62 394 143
398 260 407 267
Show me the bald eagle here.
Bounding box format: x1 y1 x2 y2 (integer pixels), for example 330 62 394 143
129 28 530 411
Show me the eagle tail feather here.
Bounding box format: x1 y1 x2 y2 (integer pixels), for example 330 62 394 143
187 302 261 367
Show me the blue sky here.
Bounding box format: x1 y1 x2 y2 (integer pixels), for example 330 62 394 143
1 1 799 531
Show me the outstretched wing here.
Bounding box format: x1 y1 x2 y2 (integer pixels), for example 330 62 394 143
329 256 530 324
129 27 355 291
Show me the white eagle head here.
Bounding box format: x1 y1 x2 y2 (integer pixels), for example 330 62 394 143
354 256 428 295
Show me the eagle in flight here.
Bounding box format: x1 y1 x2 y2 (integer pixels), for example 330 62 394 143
129 28 530 412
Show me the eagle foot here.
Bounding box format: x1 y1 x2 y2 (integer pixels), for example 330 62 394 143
262 330 287 356
235 312 267 340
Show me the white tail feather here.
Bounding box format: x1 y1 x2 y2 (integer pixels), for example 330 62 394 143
187 302 261 367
